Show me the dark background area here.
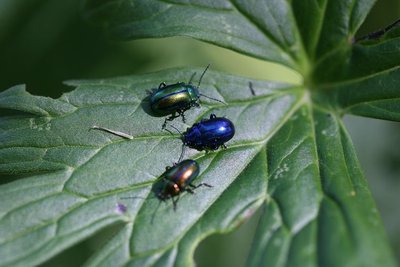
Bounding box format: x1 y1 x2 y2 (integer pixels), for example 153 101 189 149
0 0 399 266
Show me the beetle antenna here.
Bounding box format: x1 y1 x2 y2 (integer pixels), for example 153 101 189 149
177 143 186 163
150 200 162 224
164 125 182 136
188 72 197 84
163 128 174 136
197 64 210 88
163 125 185 162
169 124 182 135
199 93 227 105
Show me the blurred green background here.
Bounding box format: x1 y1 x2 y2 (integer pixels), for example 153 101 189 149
0 0 399 266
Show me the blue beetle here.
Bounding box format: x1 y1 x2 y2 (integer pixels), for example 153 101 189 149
166 113 235 161
148 65 225 129
182 113 235 151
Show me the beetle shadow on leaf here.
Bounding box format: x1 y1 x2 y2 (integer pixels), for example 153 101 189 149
140 94 164 118
147 180 172 223
150 178 165 199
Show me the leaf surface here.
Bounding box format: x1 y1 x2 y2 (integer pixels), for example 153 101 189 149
83 0 308 71
0 69 301 266
2 0 399 266
247 106 396 267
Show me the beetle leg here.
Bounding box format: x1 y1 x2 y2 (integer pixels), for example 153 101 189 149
222 144 227 149
159 82 167 89
172 194 180 211
189 183 213 189
179 110 186 123
162 119 168 130
162 113 180 129
186 188 195 194
168 112 181 121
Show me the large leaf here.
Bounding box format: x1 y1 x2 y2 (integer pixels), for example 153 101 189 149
83 0 308 72
248 107 396 267
316 28 400 120
2 0 400 267
0 69 301 266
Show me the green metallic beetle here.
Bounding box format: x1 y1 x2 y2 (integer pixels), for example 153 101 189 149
90 66 225 138
149 65 225 129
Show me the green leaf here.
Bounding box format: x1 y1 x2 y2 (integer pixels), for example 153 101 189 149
313 109 395 267
0 69 301 266
292 0 375 61
85 147 268 267
314 28 400 121
83 0 308 72
2 0 400 267
248 105 322 267
248 106 397 267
